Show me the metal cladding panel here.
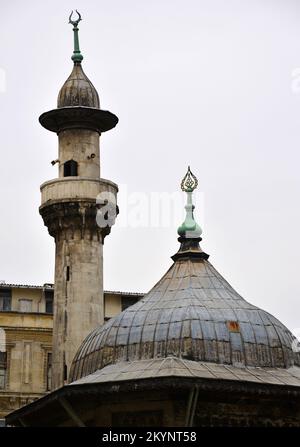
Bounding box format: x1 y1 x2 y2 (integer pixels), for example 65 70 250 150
266 327 282 348
116 326 130 345
239 322 256 343
214 322 230 341
131 310 147 326
252 324 269 345
167 321 182 339
220 308 238 321
157 308 174 324
200 320 216 341
155 323 169 342
192 305 212 321
69 258 300 382
203 340 219 362
207 308 224 321
141 324 156 342
58 63 100 108
105 326 118 347
252 310 266 325
128 325 142 344
120 310 136 327
171 306 188 322
235 308 251 323
191 319 203 339
181 319 192 338
144 309 161 325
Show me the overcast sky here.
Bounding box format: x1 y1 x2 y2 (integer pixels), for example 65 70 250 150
1 1 300 333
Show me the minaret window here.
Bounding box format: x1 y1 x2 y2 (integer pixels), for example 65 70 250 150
64 160 78 177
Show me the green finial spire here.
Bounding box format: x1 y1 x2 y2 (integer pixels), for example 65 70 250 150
177 166 202 238
69 10 83 63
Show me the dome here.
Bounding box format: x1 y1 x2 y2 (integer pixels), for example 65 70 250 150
39 61 118 134
57 63 100 108
69 168 300 383
69 251 300 383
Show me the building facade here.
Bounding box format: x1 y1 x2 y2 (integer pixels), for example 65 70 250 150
0 284 143 424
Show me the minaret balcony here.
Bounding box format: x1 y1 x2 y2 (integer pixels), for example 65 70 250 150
40 177 118 206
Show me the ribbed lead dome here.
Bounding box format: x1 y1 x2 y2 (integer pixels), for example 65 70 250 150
69 168 300 383
69 255 300 382
57 63 100 108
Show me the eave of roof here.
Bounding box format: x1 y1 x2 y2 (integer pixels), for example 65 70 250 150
6 358 300 426
71 357 300 388
0 283 144 296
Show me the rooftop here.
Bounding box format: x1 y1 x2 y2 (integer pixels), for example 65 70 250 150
0 283 144 296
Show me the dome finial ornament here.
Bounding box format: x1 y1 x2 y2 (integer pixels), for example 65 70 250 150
69 10 83 63
181 165 198 193
172 167 209 261
177 166 202 239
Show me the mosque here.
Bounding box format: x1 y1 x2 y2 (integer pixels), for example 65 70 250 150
5 13 300 426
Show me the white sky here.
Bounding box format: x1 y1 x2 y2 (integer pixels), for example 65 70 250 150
1 1 300 332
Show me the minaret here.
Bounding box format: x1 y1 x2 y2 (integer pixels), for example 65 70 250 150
39 11 118 390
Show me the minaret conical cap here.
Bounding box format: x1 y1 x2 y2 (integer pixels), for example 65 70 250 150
57 11 100 109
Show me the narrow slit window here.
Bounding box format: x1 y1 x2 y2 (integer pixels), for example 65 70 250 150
46 352 52 391
0 351 7 390
64 363 68 381
66 266 70 281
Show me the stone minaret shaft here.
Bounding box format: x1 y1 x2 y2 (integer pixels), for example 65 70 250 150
39 13 118 390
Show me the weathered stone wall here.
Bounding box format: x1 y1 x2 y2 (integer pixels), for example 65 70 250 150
11 288 44 313
67 389 300 427
58 129 100 178
52 231 104 389
40 121 118 390
40 177 117 205
104 293 122 319
0 312 52 419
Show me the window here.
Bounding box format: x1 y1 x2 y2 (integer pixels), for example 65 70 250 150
0 369 5 389
0 351 7 390
45 290 53 314
121 296 139 311
46 353 52 391
19 299 33 313
64 363 68 382
0 289 11 311
64 160 78 177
